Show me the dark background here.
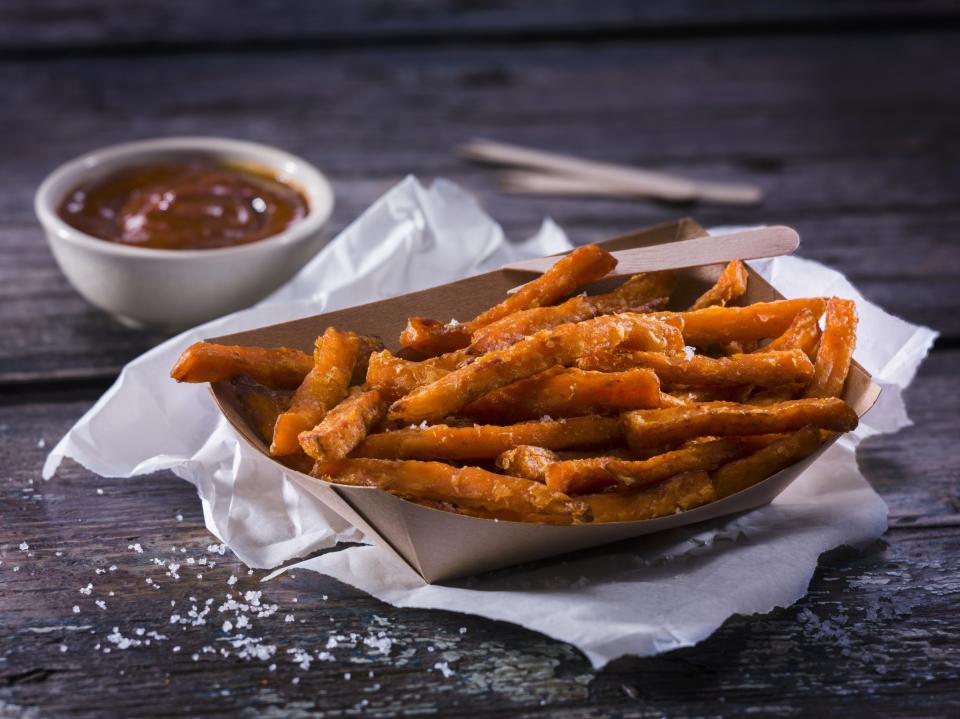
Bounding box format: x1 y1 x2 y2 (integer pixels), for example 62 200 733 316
1 2 958 717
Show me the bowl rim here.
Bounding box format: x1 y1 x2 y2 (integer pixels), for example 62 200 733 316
34 136 335 260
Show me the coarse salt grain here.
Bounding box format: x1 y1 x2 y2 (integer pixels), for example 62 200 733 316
18 542 29 551
95 600 107 610
128 543 143 553
37 439 45 448
227 575 237 586
59 644 67 653
96 489 104 495
433 661 455 678
72 605 80 614
79 584 93 595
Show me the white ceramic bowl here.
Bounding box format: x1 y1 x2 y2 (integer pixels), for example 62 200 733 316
35 137 334 329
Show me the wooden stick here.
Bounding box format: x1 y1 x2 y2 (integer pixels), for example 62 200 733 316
461 138 763 206
501 226 799 278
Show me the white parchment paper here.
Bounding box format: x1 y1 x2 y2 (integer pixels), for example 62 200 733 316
44 176 937 669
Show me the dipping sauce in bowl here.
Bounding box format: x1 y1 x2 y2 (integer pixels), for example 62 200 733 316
57 159 309 251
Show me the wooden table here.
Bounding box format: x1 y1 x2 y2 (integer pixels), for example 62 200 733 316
2 3 958 716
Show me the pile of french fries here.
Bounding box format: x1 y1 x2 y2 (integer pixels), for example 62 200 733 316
171 244 859 525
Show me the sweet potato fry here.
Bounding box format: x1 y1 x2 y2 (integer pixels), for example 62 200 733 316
423 349 472 370
582 349 814 388
462 367 661 422
496 445 559 482
389 313 683 424
690 260 749 310
354 415 622 460
621 398 857 449
468 271 674 353
229 376 291 444
760 308 821 359
365 350 450 402
171 342 313 389
712 425 826 498
399 244 617 355
747 384 803 406
664 386 752 404
805 298 858 399
312 458 590 519
654 298 827 347
543 437 762 494
271 328 361 456
582 470 715 523
298 387 386 462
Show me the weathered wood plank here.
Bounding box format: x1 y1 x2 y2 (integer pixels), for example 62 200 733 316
2 0 958 52
0 33 957 382
0 355 957 716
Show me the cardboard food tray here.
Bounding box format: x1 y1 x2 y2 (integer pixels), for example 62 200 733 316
209 218 881 584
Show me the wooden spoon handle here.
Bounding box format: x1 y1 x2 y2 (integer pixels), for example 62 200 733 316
501 226 800 277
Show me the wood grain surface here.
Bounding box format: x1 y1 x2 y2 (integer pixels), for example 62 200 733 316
1 3 958 717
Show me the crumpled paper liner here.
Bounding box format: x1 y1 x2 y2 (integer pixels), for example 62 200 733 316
45 177 937 668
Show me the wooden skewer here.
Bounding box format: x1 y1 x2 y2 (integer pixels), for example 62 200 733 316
501 226 798 279
461 138 763 206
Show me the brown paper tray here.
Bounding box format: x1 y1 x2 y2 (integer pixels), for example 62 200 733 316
208 218 880 584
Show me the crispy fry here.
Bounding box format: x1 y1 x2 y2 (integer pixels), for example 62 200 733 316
462 367 661 422
400 244 617 355
312 458 590 519
581 349 814 388
496 445 559 482
229 376 291 444
654 298 826 347
543 437 762 494
690 260 749 310
760 308 821 359
271 328 361 456
171 342 313 389
365 350 449 402
712 425 826 498
389 313 683 424
665 386 752 404
423 349 472 370
298 387 386 462
582 470 716 523
805 298 858 399
354 415 622 460
621 398 857 449
469 271 673 353
747 384 803 406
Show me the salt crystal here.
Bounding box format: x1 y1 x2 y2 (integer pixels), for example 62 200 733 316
145 578 153 585
128 543 143 554
448 318 460 326
59 644 67 653
268 663 276 672
227 575 237 586
191 653 199 662
433 661 455 678
96 489 103 495
37 439 45 448
18 542 29 551
236 616 250 629
108 565 117 571
223 620 233 633
284 615 294 623
344 672 351 680
79 583 93 595
95 568 105 575
459 627 467 634
172 646 181 653
95 600 107 610
72 605 80 614
291 677 300 685
55 551 63 557
175 514 183 522
683 345 696 360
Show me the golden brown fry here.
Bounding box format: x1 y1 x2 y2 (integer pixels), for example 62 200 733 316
654 298 827 347
711 425 826 498
365 350 450 402
389 313 683 424
298 387 386 462
271 328 361 456
760 308 821 359
582 470 715 523
805 298 858 399
543 437 762 494
690 260 749 310
469 271 673 353
423 349 472 370
621 398 857 449
665 386 752 404
496 445 559 482
400 244 617 355
229 376 291 444
581 349 814 388
171 342 313 389
462 367 661 422
354 415 622 461
312 458 589 519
